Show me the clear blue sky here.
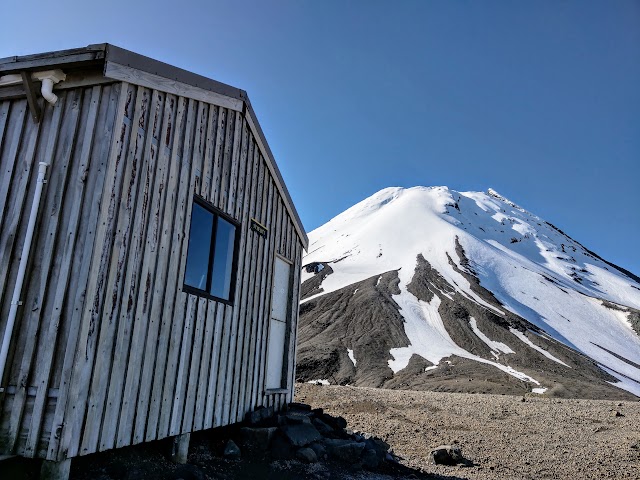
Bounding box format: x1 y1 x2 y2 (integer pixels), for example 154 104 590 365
2 1 638 275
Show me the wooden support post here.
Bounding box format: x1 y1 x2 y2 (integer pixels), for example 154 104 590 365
171 433 190 464
40 458 71 480
21 71 42 123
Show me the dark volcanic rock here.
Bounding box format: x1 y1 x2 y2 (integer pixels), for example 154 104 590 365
296 447 318 463
430 444 464 465
223 440 241 460
280 423 322 447
270 432 295 460
297 270 408 387
279 412 312 425
245 406 274 426
309 441 327 460
301 262 334 299
361 448 380 469
323 438 366 462
238 427 277 452
288 402 312 412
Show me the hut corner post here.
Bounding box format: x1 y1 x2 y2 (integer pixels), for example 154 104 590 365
40 458 71 480
170 433 190 464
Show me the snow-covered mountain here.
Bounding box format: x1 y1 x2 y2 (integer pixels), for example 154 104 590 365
298 187 640 400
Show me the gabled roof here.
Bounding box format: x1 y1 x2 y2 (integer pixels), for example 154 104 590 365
0 43 308 249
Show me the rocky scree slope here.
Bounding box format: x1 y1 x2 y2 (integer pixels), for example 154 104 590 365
297 187 640 400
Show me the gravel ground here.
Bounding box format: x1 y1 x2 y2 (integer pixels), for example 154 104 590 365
295 383 640 480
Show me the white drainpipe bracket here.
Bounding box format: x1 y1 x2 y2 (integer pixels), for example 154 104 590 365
31 69 66 105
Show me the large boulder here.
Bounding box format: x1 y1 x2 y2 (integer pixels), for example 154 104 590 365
280 423 323 447
223 440 241 460
238 427 277 453
296 447 318 463
245 406 275 426
431 444 464 465
323 438 366 462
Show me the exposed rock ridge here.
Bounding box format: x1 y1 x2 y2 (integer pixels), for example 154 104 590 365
298 252 638 400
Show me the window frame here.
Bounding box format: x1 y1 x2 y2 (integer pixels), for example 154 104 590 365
182 195 241 305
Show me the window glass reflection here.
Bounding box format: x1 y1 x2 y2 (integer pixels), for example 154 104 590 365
210 218 236 300
184 203 213 290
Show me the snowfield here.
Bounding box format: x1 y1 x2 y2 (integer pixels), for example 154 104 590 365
302 186 640 397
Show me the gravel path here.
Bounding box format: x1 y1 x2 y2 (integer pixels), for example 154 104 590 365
295 383 640 480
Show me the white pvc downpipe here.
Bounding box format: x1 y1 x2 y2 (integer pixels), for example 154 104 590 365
31 69 66 106
40 78 57 105
0 162 49 387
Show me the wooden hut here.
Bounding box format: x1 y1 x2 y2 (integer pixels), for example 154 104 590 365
0 44 308 476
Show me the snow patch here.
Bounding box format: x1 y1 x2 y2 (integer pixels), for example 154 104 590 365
509 329 569 367
347 349 357 367
532 387 547 394
600 365 640 397
389 289 541 385
307 379 330 386
469 317 515 355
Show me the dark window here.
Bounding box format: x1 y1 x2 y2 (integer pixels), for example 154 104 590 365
183 196 240 304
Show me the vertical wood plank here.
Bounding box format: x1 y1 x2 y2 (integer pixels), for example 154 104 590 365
177 102 210 435
113 90 169 448
179 297 206 434
5 92 70 453
0 100 31 316
169 295 196 436
80 85 151 455
142 95 187 442
99 88 159 451
0 101 11 151
0 100 27 231
56 82 134 460
164 97 199 438
222 128 260 425
157 98 197 439
46 83 124 461
10 89 83 456
228 120 253 422
201 106 218 202
217 110 235 210
238 147 269 417
0 111 39 376
277 199 285 257
226 111 242 216
192 106 220 432
203 133 253 429
199 109 229 430
229 122 251 422
190 297 210 432
203 306 224 428
128 93 176 444
25 86 103 457
212 127 257 427
210 107 226 207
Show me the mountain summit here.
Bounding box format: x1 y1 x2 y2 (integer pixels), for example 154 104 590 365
298 186 640 399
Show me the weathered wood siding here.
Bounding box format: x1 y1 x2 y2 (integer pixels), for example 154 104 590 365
0 79 304 461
